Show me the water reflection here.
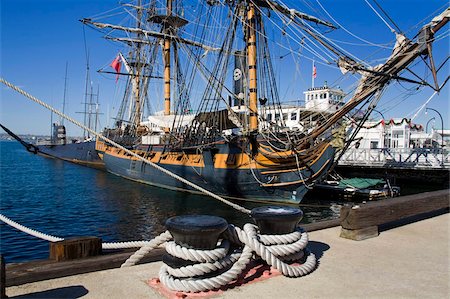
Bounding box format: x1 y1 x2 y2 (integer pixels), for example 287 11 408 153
0 142 338 263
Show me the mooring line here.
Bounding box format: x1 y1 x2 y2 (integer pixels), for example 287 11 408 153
0 213 63 242
0 212 167 250
0 77 251 215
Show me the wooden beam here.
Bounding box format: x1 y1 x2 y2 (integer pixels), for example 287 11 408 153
302 218 340 232
340 189 449 240
6 248 165 287
50 237 102 262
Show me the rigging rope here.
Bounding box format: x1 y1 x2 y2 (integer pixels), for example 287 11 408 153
0 77 251 215
364 0 396 33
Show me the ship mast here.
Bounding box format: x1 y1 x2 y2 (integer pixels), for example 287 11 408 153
247 2 258 132
164 0 172 133
133 0 143 130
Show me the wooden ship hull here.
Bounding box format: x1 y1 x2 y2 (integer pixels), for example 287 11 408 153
96 139 335 204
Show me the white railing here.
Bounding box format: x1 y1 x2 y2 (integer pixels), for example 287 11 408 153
338 148 450 169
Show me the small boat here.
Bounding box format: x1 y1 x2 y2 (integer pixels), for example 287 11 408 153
0 123 104 169
307 177 400 202
35 123 103 169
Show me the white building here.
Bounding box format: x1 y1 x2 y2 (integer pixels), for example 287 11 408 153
304 84 346 113
259 84 345 131
348 118 445 150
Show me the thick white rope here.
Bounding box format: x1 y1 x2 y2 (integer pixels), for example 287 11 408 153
120 231 173 268
165 240 230 263
0 77 251 215
236 224 316 277
0 213 171 250
158 223 316 292
102 240 165 249
165 250 242 278
0 213 63 242
159 245 254 293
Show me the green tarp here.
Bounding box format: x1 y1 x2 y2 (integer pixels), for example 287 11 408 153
339 178 385 189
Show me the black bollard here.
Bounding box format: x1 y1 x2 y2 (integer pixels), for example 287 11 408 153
251 206 303 234
164 215 229 269
165 215 228 250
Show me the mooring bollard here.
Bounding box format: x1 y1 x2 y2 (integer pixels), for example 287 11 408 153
163 215 228 269
250 206 304 234
250 206 308 264
157 211 316 293
165 215 228 249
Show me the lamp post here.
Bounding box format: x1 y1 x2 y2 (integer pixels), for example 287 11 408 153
426 117 435 133
371 109 386 148
371 109 385 120
426 107 444 165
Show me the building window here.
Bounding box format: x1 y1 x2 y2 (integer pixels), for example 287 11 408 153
370 141 378 149
275 113 280 120
391 130 404 148
266 113 272 122
283 113 288 121
291 112 297 121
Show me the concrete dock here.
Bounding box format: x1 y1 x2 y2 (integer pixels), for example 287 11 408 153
6 213 449 298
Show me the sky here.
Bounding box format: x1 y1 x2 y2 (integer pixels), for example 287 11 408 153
0 0 448 136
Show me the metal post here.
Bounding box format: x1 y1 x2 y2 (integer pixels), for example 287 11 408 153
426 107 444 165
426 117 435 133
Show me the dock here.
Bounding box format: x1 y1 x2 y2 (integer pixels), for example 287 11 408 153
5 204 449 298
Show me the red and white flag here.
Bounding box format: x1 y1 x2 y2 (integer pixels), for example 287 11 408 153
312 64 317 79
110 54 122 82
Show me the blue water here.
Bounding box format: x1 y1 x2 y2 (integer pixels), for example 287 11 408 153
0 141 338 263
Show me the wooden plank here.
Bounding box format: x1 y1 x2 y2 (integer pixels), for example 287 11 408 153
302 218 340 232
340 226 379 241
49 237 102 261
6 248 165 287
340 189 449 230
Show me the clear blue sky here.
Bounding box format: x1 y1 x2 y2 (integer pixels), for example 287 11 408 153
1 0 448 136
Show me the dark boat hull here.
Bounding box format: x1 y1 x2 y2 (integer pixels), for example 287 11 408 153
38 141 104 169
100 142 335 204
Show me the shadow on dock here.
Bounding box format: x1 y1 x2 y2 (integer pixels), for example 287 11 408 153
8 285 88 298
307 241 330 262
379 207 449 233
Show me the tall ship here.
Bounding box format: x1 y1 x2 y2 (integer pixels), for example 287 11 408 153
82 1 448 204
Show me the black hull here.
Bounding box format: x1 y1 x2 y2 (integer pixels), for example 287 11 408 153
100 142 335 204
37 141 104 169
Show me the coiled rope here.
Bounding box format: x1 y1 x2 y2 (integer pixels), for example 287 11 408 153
156 223 316 292
0 77 250 215
0 212 316 292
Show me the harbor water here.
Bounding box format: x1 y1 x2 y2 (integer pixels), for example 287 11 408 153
0 141 339 263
